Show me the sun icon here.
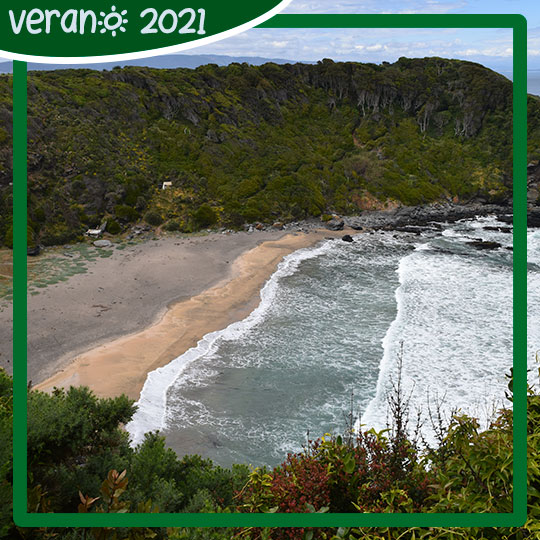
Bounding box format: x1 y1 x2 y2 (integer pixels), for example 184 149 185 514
97 6 128 37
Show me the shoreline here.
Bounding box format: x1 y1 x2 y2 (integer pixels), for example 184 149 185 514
0 201 517 397
34 228 352 400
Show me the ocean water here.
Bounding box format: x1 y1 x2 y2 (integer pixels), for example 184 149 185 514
127 217 539 467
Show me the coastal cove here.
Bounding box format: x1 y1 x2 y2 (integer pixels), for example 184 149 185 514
1 200 531 468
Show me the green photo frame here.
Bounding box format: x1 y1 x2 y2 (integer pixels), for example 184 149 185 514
12 13 528 529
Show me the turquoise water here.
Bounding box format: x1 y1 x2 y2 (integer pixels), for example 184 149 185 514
127 217 539 468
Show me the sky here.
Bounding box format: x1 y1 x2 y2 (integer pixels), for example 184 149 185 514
189 0 540 73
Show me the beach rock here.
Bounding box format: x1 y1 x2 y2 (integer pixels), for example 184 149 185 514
326 218 344 231
94 239 112 248
273 222 284 229
255 223 264 230
342 234 354 243
466 240 502 250
27 245 41 256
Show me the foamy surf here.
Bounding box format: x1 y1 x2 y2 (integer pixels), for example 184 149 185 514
126 239 336 446
360 219 517 442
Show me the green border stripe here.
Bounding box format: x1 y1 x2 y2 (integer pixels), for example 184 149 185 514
512 17 528 527
12 13 528 528
12 59 28 525
13 512 519 528
259 13 523 28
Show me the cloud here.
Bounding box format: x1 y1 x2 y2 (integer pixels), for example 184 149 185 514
283 0 468 14
366 44 384 51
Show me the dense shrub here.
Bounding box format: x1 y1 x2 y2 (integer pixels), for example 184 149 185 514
193 204 218 228
115 205 140 222
106 219 122 234
164 219 181 232
144 210 163 226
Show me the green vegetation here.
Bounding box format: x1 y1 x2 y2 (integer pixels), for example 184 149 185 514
1 57 538 247
0 363 539 539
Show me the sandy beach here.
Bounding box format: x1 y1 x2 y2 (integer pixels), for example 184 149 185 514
0 227 352 400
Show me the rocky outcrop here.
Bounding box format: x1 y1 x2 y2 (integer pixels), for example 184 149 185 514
344 203 511 230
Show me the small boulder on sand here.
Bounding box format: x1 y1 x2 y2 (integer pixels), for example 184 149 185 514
94 239 112 248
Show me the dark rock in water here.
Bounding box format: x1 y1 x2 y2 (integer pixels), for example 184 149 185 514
484 226 512 233
395 226 423 234
325 237 335 241
27 245 40 256
326 218 344 231
342 234 354 243
497 214 513 224
528 208 540 227
467 240 502 250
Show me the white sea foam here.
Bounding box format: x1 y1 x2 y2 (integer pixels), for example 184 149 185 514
359 219 533 443
529 228 540 390
126 239 336 446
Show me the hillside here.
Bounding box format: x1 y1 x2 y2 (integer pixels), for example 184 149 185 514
0 57 538 247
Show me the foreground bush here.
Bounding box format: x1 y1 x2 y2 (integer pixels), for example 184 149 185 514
0 366 539 539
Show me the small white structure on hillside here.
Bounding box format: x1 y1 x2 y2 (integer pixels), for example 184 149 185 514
162 181 173 190
86 221 107 237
